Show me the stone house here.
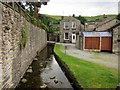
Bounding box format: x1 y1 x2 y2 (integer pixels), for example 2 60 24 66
60 16 84 43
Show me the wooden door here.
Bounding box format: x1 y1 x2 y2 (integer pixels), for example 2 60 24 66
85 37 100 50
101 37 112 51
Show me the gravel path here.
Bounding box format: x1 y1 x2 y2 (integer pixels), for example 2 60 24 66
60 43 118 69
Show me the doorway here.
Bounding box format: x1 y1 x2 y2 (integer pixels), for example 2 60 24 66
72 34 76 43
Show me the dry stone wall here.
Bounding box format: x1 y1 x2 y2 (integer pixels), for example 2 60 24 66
0 2 47 89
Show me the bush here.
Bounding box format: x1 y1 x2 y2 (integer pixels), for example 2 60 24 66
117 14 120 20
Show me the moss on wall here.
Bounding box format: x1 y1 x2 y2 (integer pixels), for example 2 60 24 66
20 24 28 50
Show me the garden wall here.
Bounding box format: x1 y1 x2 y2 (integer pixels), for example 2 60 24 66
0 2 47 89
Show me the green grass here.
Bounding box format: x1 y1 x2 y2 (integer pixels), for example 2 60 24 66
54 44 118 88
50 15 62 20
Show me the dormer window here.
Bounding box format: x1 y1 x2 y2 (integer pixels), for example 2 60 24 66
72 22 76 29
64 22 69 29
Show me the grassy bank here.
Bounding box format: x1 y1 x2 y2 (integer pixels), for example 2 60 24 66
54 44 118 88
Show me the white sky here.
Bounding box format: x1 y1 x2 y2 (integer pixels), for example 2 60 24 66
40 0 119 16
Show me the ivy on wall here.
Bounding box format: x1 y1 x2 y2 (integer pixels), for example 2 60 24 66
19 24 29 50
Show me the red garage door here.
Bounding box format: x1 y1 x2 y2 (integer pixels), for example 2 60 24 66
101 37 112 51
85 37 100 50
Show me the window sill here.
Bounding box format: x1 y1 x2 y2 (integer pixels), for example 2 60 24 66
72 28 76 30
64 28 70 30
64 39 69 40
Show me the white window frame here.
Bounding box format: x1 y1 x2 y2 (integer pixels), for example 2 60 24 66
64 22 69 29
72 22 76 28
64 33 69 40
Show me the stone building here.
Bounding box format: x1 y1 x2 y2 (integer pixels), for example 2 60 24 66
109 23 120 53
60 16 84 43
84 22 96 31
76 16 120 54
95 17 120 53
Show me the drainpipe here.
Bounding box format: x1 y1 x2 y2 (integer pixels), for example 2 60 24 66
100 36 101 51
111 29 113 53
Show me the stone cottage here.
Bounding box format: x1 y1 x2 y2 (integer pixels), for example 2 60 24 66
60 16 84 43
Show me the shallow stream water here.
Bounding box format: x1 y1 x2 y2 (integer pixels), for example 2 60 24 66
15 45 73 89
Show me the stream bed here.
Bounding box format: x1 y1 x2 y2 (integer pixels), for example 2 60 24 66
15 45 73 89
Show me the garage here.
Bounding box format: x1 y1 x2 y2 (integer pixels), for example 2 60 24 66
83 32 112 52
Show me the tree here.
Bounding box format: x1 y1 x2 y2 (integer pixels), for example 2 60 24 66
25 2 34 16
25 2 41 19
25 0 49 19
72 14 75 17
77 15 87 25
33 2 41 19
117 14 120 20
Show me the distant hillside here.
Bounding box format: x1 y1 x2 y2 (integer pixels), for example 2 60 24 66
84 14 117 22
43 14 62 21
50 15 62 20
39 14 60 33
46 14 117 22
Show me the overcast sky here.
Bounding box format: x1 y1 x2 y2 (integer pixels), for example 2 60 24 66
40 0 119 16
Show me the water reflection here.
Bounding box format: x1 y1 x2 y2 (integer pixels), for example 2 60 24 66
41 55 72 88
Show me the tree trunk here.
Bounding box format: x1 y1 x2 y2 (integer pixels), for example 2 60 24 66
34 3 39 19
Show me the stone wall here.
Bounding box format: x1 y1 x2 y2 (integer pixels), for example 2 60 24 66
0 2 2 89
76 35 83 50
113 26 120 53
0 2 47 89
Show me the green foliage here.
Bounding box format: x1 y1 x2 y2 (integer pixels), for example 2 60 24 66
31 17 37 25
40 22 49 32
40 14 60 33
72 14 75 17
50 15 62 20
20 24 28 50
76 15 87 25
25 2 42 19
54 44 118 88
117 14 120 20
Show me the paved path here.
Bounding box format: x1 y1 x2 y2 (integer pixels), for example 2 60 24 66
60 43 118 69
